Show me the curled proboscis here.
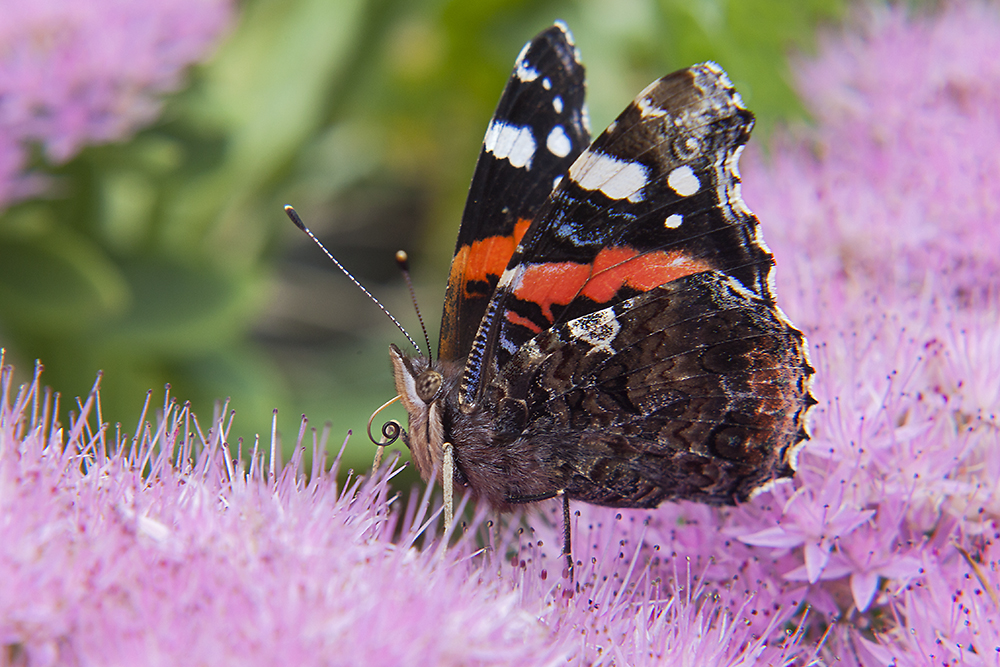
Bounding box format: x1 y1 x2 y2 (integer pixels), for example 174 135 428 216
366 395 403 446
376 420 401 446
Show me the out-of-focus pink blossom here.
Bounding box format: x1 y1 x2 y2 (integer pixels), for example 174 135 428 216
0 0 234 209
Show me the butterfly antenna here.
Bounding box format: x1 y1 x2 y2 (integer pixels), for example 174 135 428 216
395 250 433 363
285 205 424 356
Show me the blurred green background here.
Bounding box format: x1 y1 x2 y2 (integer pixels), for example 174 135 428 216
0 0 849 473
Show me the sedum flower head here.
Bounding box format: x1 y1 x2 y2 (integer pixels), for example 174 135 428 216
0 360 801 666
747 1 1000 317
739 0 1000 660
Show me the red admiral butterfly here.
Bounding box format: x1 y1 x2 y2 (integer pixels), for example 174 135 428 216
388 23 814 561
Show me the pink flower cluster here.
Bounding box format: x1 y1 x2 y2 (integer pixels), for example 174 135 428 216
2 1 1000 664
0 0 233 208
752 1 1000 317
734 1 1000 660
0 364 796 665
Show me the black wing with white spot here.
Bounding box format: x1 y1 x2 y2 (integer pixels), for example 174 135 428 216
439 22 591 362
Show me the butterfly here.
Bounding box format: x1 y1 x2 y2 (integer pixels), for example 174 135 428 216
387 22 814 565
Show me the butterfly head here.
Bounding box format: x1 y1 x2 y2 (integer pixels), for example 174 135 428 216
388 343 450 482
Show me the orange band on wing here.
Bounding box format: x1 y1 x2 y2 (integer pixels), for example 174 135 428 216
513 247 713 320
505 310 543 334
448 219 532 298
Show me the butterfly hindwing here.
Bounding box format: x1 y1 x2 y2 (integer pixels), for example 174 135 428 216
482 271 812 506
439 22 590 362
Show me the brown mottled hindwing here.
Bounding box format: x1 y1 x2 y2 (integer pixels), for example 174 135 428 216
484 271 813 507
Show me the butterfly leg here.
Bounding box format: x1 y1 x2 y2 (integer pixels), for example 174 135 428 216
558 490 573 584
504 490 573 582
443 442 454 536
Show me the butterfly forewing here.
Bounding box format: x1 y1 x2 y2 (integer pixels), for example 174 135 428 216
439 22 590 362
458 64 782 407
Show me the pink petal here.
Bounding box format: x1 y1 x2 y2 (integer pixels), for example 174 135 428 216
876 556 923 580
738 526 804 549
851 571 880 612
804 542 830 584
784 556 852 582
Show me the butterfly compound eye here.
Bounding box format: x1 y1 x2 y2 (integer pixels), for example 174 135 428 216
416 371 443 403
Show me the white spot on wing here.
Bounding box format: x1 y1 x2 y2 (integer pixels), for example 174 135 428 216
667 165 700 197
664 213 683 228
542 77 552 90
498 266 523 291
500 335 518 354
552 96 563 114
636 96 667 118
546 125 571 158
514 42 531 67
567 309 620 356
728 145 745 179
516 58 539 82
484 120 536 169
568 150 648 202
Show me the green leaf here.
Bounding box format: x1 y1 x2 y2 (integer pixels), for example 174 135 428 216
0 219 130 333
